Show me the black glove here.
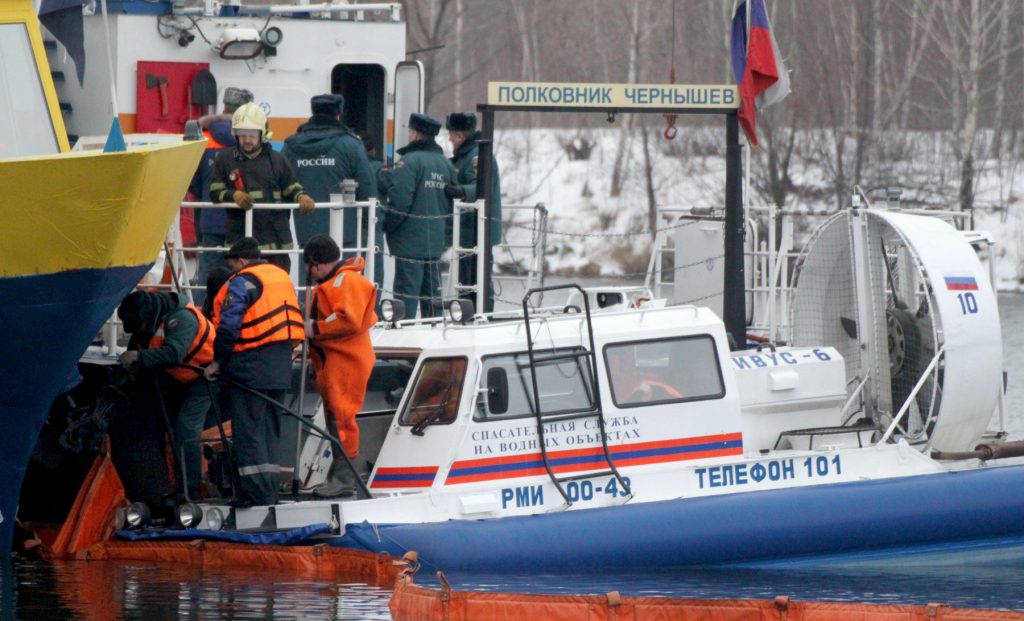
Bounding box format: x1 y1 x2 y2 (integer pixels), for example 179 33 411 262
444 183 466 200
377 170 394 194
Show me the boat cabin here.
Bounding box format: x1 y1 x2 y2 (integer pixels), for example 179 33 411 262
295 287 850 511
50 1 421 161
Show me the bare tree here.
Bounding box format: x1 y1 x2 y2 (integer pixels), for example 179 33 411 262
401 0 454 111
924 0 1004 212
610 0 642 198
884 1 936 132
990 0 1011 158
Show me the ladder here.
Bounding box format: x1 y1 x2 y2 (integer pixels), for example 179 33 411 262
521 284 632 506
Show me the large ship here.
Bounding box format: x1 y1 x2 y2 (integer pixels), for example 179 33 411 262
0 0 203 552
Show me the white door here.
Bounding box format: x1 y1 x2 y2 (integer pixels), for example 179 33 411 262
391 60 423 162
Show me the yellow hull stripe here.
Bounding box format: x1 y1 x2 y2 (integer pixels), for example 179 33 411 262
1 140 205 276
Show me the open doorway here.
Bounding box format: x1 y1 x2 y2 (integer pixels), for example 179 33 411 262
331 64 385 159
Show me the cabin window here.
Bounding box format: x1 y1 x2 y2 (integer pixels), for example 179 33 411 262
362 357 417 414
604 335 724 408
398 357 467 429
0 24 60 157
475 348 597 421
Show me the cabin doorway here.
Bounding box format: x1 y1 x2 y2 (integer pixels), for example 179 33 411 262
331 64 385 159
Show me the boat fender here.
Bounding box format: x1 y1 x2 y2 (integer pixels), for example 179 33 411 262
774 595 790 613
393 550 420 577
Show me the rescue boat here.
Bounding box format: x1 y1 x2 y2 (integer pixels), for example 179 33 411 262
114 203 1024 571
0 1 203 552
27 0 1024 573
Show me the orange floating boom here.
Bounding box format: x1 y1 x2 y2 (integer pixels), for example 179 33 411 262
390 570 1024 621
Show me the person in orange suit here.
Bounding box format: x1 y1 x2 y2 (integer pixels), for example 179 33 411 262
302 235 378 497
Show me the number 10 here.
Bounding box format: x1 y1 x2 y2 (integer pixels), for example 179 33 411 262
957 292 978 315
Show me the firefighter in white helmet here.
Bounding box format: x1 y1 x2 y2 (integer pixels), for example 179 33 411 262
210 102 314 272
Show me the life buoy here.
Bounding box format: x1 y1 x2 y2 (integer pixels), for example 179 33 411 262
622 378 683 404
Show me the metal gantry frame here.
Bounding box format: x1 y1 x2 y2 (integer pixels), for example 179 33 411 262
475 99 745 346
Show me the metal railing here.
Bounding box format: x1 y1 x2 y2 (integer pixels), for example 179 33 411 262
88 197 379 358
444 202 548 311
88 196 550 357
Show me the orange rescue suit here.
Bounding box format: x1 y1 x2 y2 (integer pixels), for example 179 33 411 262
149 304 215 383
212 263 304 350
309 257 378 458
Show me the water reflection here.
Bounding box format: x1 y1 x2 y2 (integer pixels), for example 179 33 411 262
1 558 392 621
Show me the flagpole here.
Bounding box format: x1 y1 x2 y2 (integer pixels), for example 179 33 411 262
99 0 119 117
743 0 752 336
745 0 751 56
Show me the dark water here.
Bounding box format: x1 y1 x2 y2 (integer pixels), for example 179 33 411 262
2 293 1023 619
1 560 392 620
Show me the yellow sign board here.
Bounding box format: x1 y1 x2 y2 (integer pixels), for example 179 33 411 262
487 82 739 109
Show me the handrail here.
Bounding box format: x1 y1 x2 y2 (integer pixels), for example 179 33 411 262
838 376 868 426
445 202 548 310
176 198 379 268
878 347 946 444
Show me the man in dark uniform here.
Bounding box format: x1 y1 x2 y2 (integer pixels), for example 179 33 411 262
118 290 215 499
378 113 456 318
283 94 381 288
210 103 314 273
444 112 502 312
205 238 304 506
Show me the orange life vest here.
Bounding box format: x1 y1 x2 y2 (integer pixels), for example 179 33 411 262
149 304 215 383
212 263 303 351
203 130 226 150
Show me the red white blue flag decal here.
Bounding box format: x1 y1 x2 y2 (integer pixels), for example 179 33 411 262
730 0 788 146
944 276 978 291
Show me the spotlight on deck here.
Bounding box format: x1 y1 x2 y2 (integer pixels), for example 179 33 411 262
215 27 263 60
177 502 204 529
380 299 405 324
261 26 283 47
205 507 225 531
447 299 474 324
125 502 151 529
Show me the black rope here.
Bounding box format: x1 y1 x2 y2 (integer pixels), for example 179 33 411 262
175 363 372 500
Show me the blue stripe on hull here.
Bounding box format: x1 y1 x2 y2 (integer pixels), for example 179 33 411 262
334 465 1024 571
0 266 148 552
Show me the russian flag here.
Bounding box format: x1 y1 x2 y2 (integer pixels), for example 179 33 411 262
730 0 789 146
944 276 978 291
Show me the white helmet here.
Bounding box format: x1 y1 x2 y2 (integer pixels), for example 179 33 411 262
231 103 271 141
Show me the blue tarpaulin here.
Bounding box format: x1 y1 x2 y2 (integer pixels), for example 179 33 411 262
116 522 333 546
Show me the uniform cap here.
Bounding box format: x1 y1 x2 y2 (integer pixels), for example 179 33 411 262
303 234 341 265
223 87 254 110
311 94 344 117
409 112 441 137
118 291 175 333
225 236 261 260
445 112 476 132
